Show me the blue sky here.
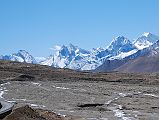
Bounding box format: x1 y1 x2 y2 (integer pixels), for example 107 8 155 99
0 0 159 57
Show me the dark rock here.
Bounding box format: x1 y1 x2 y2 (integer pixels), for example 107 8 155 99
77 103 104 108
13 74 36 81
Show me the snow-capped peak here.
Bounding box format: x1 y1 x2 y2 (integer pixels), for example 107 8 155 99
16 50 37 63
2 33 159 71
107 36 135 55
134 32 159 50
41 44 91 68
0 50 37 64
114 36 129 42
17 50 30 58
108 36 131 49
35 57 46 63
142 32 151 37
54 45 62 51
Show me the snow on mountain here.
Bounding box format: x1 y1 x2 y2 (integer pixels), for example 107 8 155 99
107 36 136 55
0 50 37 64
109 49 138 60
134 32 159 50
35 57 46 63
41 44 110 70
40 55 54 66
40 36 138 70
41 35 139 70
1 32 159 71
16 50 37 63
68 53 104 70
145 40 159 56
113 40 159 73
40 44 91 68
0 54 24 62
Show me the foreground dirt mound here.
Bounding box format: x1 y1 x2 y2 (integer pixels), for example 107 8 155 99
3 105 84 120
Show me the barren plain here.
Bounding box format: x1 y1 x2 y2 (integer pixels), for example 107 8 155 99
0 60 159 120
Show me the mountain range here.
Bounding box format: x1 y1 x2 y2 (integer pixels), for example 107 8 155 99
1 32 159 73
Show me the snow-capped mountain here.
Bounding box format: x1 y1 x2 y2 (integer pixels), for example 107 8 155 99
146 40 159 56
40 33 159 70
134 32 159 50
114 40 159 73
107 36 137 60
108 36 136 55
96 37 159 72
41 44 108 70
40 44 91 69
40 36 137 70
1 32 159 71
0 50 37 64
35 57 46 63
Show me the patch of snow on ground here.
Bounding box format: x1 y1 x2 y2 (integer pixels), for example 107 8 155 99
99 118 108 120
55 86 69 90
118 93 127 97
52 85 70 90
113 105 133 120
0 82 10 99
106 92 137 120
7 100 16 103
144 93 159 98
29 103 46 108
0 82 10 86
31 82 51 91
0 91 4 98
31 82 41 86
12 98 27 101
12 98 34 102
56 112 66 117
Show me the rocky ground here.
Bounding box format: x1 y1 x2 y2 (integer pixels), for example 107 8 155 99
3 105 84 120
0 60 159 120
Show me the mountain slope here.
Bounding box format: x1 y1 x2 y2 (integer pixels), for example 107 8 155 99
0 50 37 64
1 32 159 72
134 32 159 50
95 45 151 72
41 36 137 70
108 36 136 55
115 55 159 73
95 59 128 72
115 40 159 73
95 33 159 72
40 44 91 69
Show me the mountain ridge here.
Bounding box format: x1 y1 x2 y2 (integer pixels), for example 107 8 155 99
1 32 159 72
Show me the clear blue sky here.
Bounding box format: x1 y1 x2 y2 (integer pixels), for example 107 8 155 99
0 0 159 57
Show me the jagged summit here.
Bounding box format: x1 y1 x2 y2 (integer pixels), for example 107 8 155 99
107 36 135 55
40 44 91 69
0 50 37 64
1 32 159 71
57 44 90 56
108 36 130 49
142 32 151 37
134 32 159 50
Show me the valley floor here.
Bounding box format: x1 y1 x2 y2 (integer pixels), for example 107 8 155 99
1 80 159 120
0 60 159 120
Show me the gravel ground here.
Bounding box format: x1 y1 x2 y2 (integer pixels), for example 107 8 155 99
1 80 159 120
